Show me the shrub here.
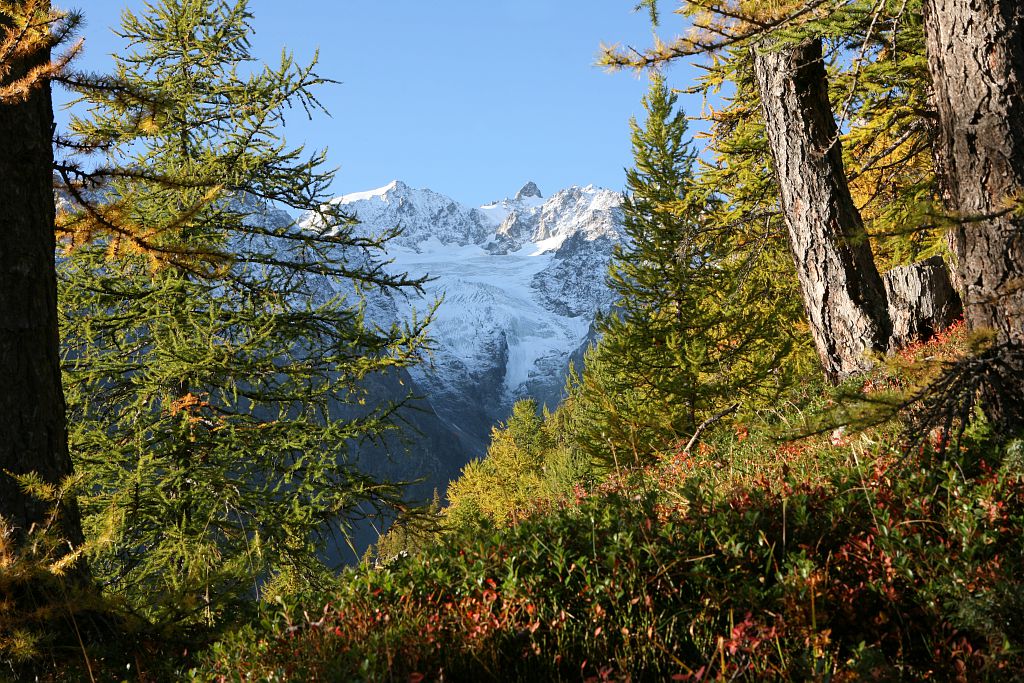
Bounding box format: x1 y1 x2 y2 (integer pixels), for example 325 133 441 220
194 420 1024 680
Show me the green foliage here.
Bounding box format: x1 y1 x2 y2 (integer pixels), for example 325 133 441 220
0 492 88 671
364 490 444 568
606 1 945 273
690 42 817 376
0 490 192 682
58 0 430 628
535 396 595 501
439 73 815 533
193 398 1024 681
829 0 946 268
24 3 1015 679
187 329 1024 680
568 75 802 470
445 399 590 531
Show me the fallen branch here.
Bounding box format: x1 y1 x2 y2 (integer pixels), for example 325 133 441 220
683 403 740 455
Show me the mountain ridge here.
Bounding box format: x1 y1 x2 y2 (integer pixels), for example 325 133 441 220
320 180 624 449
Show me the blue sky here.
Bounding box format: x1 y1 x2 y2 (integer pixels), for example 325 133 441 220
61 1 700 207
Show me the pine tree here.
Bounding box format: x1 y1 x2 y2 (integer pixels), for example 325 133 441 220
445 399 551 529
0 0 86 559
600 1 960 381
57 0 431 625
571 75 793 467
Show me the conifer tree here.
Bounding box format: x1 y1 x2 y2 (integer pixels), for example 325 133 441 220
0 0 86 559
923 0 1024 427
601 0 961 382
366 488 443 566
571 75 793 466
753 36 893 381
57 0 430 625
445 399 551 529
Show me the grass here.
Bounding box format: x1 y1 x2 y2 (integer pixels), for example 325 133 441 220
190 323 1024 681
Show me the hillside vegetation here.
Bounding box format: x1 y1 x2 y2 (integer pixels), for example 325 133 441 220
1 0 1022 680
196 324 1024 680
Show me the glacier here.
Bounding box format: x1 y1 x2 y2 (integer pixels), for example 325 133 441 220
326 179 625 453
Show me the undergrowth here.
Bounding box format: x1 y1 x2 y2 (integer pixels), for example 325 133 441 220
11 323 1021 680
191 323 1024 681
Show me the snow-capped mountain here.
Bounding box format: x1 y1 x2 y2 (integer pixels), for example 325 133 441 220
326 180 624 454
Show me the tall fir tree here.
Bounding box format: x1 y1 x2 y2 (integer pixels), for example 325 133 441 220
57 0 431 625
571 75 793 468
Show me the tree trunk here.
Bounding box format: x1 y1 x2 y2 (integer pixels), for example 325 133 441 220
884 256 963 348
753 38 893 383
923 0 1024 345
0 6 85 550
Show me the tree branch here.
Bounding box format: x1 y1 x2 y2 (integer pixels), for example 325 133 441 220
682 402 739 454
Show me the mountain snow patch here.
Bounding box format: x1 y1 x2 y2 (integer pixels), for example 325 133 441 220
309 180 624 441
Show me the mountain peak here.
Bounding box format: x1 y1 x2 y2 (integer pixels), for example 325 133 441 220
337 180 406 204
514 181 543 201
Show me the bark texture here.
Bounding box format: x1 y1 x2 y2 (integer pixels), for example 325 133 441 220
924 0 1024 344
753 38 892 383
884 256 963 348
0 8 84 547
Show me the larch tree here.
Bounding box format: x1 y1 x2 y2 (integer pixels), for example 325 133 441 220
750 22 962 379
601 1 963 384
570 75 795 466
922 0 1024 427
752 37 893 381
0 0 85 558
444 399 551 529
57 0 432 625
